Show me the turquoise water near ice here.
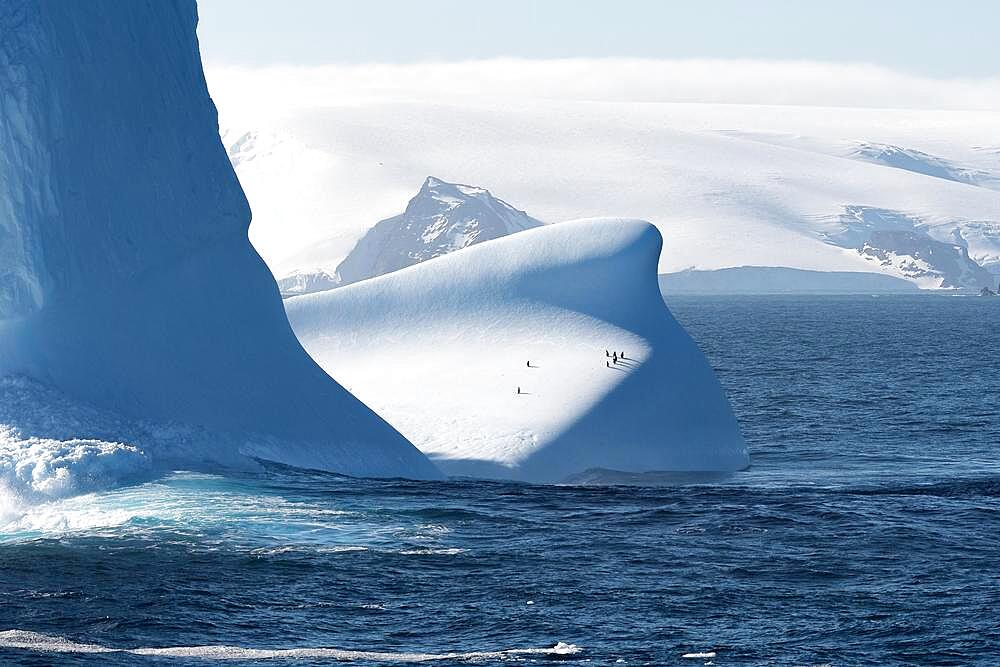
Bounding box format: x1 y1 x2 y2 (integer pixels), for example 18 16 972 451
2 294 999 665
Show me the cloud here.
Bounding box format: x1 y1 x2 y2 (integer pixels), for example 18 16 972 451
205 58 1000 120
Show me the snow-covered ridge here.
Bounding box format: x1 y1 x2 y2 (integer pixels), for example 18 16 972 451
276 267 341 298
277 176 542 296
286 217 748 483
272 175 999 295
0 1 440 484
725 131 1000 193
221 129 280 167
852 142 1000 190
820 206 996 289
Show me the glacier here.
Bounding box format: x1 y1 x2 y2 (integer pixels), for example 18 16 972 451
217 93 1000 291
285 218 749 483
0 0 441 491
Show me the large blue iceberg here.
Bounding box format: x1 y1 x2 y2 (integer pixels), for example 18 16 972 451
0 1 440 481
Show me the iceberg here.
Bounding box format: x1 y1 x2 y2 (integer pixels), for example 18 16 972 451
0 1 440 481
286 218 749 483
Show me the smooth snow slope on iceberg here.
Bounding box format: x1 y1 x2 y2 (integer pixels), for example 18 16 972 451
0 1 439 481
286 218 748 483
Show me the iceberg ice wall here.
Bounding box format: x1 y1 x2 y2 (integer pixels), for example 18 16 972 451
0 0 440 480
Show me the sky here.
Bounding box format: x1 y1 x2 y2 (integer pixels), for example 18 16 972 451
197 0 1000 78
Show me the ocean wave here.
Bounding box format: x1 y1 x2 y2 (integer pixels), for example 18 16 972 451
0 376 158 525
397 547 467 556
248 545 468 558
846 476 1000 498
0 431 149 505
0 630 581 662
0 375 274 531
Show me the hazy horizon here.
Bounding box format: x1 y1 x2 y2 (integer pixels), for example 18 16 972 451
197 0 1000 79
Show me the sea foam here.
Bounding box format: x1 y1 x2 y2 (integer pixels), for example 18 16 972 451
0 630 581 662
0 377 153 522
0 375 257 529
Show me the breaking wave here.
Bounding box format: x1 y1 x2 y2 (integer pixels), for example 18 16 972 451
0 433 149 522
0 375 257 529
0 630 581 662
0 376 153 524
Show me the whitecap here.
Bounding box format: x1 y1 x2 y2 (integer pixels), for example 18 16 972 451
0 630 581 662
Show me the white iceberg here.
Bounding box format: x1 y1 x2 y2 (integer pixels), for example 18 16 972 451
286 218 749 482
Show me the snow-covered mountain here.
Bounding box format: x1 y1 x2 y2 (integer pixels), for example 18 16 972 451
267 173 999 295
277 176 542 296
285 218 748 483
0 0 441 489
852 142 1000 190
276 267 340 298
216 98 1000 292
820 206 996 289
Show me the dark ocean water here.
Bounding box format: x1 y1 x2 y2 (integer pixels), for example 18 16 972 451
2 294 999 666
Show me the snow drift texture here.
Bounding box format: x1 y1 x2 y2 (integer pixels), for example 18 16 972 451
286 218 749 483
0 1 439 481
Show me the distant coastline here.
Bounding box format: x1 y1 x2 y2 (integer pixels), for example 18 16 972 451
661 266 926 295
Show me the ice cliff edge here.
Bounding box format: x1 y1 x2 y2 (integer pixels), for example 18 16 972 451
0 0 440 480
